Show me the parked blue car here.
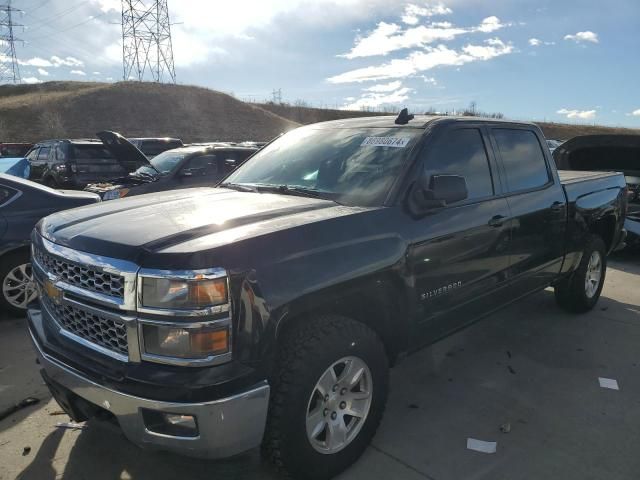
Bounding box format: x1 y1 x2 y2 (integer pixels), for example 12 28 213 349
0 157 30 179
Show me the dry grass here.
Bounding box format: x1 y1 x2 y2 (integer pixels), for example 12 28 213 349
0 81 298 142
1 81 637 143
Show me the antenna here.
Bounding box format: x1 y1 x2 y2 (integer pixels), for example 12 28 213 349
121 0 176 83
0 0 22 84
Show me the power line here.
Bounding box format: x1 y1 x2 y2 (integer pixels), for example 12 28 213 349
0 0 22 84
121 0 175 83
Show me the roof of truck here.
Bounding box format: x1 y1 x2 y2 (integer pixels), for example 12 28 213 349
311 115 536 129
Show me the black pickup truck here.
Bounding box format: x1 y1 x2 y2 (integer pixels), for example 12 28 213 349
28 115 626 480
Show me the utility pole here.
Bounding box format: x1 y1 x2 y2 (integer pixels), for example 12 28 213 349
0 0 22 84
121 0 175 83
271 88 282 104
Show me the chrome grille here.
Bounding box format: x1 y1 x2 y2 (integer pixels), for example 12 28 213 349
42 295 129 357
34 246 125 299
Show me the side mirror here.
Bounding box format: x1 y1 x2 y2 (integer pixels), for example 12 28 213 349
408 174 468 216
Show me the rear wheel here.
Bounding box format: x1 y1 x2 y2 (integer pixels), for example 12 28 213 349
44 177 59 189
555 235 607 313
262 315 389 480
0 251 38 316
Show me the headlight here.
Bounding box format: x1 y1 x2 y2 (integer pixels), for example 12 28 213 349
141 275 228 310
138 269 231 365
142 324 230 359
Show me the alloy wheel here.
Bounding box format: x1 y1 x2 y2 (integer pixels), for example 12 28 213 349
584 251 602 298
2 262 37 310
305 356 373 454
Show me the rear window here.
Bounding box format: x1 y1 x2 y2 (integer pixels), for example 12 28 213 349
71 145 114 160
140 140 182 157
493 129 550 192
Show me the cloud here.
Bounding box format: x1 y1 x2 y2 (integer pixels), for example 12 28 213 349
564 31 598 44
37 68 49 76
476 16 504 33
401 3 452 25
19 57 54 67
529 38 555 47
557 108 596 120
17 55 84 68
330 38 513 83
363 80 403 92
23 77 42 84
340 15 509 59
343 85 412 110
70 69 87 75
52 56 84 67
631 109 640 117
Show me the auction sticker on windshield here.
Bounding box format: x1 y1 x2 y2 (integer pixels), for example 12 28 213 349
361 137 411 148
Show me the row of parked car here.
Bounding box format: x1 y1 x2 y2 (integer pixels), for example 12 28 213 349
0 133 264 313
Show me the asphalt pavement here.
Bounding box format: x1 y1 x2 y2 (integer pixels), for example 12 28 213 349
1 253 639 480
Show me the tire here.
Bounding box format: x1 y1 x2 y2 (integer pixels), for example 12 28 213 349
554 235 607 313
44 177 59 189
262 315 389 480
0 251 38 316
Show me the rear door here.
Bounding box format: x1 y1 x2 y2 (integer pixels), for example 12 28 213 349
36 146 51 180
408 125 512 343
489 127 567 295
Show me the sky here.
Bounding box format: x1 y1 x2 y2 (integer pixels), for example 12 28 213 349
2 0 639 127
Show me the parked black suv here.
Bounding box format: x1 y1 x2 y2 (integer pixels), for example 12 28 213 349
25 139 144 189
85 131 258 200
29 115 626 480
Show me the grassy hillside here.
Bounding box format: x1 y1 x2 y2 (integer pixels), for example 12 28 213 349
0 81 298 143
1 81 637 144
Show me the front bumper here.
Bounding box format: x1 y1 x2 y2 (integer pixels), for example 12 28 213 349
28 309 270 459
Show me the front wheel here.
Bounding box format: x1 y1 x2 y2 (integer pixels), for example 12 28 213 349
263 315 389 480
555 235 607 313
1 251 38 316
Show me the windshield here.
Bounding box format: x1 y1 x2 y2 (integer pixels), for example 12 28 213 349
134 150 189 176
224 126 421 206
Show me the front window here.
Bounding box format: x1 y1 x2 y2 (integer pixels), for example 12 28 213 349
223 126 422 206
135 150 190 176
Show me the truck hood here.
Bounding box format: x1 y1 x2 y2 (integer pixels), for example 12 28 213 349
38 188 366 262
96 130 152 174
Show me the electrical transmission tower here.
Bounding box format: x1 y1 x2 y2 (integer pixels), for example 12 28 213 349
121 0 176 83
0 0 22 84
271 88 282 104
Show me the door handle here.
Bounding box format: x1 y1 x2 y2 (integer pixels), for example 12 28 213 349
550 201 565 212
488 215 508 227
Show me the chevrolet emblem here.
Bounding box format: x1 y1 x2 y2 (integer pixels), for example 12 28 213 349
43 279 63 304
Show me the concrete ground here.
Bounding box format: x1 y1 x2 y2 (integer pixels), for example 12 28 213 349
1 253 639 480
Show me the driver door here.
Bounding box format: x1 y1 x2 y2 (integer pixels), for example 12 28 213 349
406 125 512 345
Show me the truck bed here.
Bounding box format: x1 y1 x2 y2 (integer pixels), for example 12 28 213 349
558 169 622 184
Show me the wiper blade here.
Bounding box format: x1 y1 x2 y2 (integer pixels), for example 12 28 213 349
219 182 259 193
256 184 337 202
